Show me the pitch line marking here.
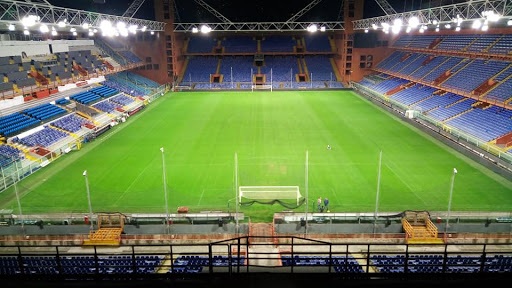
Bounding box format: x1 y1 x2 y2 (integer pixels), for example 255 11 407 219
113 161 153 205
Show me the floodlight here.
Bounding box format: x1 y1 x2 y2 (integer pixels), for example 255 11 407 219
435 27 440 32
445 24 451 29
408 16 420 29
51 30 58 36
39 24 49 33
364 29 369 33
320 26 326 32
72 31 77 36
141 26 147 32
82 23 89 30
381 22 389 29
117 22 126 30
21 15 39 27
482 25 489 31
453 168 457 174
128 25 138 34
433 20 438 25
192 27 199 33
472 19 482 29
508 19 512 26
392 25 400 34
419 27 424 33
455 26 461 32
8 24 15 31
83 170 87 176
372 23 378 30
150 31 155 35
23 29 30 35
307 24 318 32
486 11 500 22
58 20 66 28
70 27 76 32
405 27 411 33
88 31 94 37
200 25 211 33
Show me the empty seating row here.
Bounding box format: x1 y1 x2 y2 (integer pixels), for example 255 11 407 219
281 256 364 273
0 255 163 275
23 103 67 121
51 114 92 133
93 100 122 113
110 94 134 106
370 254 512 273
118 50 142 64
14 126 69 148
70 91 101 104
0 144 23 166
0 113 40 137
90 86 118 97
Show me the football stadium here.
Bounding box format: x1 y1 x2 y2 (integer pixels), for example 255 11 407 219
0 0 511 287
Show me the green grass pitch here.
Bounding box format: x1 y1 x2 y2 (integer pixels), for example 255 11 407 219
0 91 511 222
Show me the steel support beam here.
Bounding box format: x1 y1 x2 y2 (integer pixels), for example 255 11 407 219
0 0 165 31
286 0 323 23
174 21 344 32
374 0 397 15
122 0 145 18
353 0 512 30
193 0 232 24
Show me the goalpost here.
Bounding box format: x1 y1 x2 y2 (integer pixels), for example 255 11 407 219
251 84 272 92
239 186 302 205
234 151 307 209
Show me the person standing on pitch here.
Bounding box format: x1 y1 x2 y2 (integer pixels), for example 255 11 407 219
317 197 322 212
324 198 329 212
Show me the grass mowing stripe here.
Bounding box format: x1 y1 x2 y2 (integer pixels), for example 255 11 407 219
0 91 510 222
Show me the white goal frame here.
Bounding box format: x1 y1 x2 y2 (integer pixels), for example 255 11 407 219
239 186 302 205
251 84 272 92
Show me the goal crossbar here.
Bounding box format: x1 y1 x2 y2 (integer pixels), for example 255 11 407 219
239 186 302 205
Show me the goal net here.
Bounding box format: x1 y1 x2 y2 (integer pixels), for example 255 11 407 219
251 84 272 92
239 186 302 206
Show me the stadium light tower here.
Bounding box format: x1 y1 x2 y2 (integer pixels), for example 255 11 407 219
445 168 457 235
83 170 93 230
160 147 170 234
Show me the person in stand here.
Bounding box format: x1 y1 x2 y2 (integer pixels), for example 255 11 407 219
324 198 329 212
317 197 322 212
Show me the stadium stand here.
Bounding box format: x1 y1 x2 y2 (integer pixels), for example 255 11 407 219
23 103 67 121
261 36 296 52
281 256 364 273
93 100 122 113
0 144 23 166
15 126 69 148
51 114 92 133
304 35 332 52
187 36 217 53
170 256 246 273
222 36 257 53
0 113 41 137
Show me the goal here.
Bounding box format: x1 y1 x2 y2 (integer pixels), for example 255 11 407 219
239 186 302 205
251 84 272 92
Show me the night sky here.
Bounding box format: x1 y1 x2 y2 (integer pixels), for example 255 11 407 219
45 0 469 22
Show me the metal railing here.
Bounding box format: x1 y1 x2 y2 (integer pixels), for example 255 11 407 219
0 236 511 278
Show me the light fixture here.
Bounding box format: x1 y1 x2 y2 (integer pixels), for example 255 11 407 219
82 23 89 30
23 29 30 35
472 19 482 29
408 16 420 29
150 31 155 35
482 25 489 31
200 25 211 34
72 31 77 36
508 19 512 26
381 23 389 30
70 27 76 32
455 26 461 32
372 23 378 30
445 24 451 29
433 20 438 25
406 27 411 33
58 20 67 28
88 31 94 37
192 27 199 33
8 24 15 31
39 24 49 33
21 15 39 27
485 10 501 22
128 25 138 34
419 27 424 33
435 27 440 32
51 30 58 36
307 24 318 32
320 26 326 32
141 26 147 32
364 29 369 33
